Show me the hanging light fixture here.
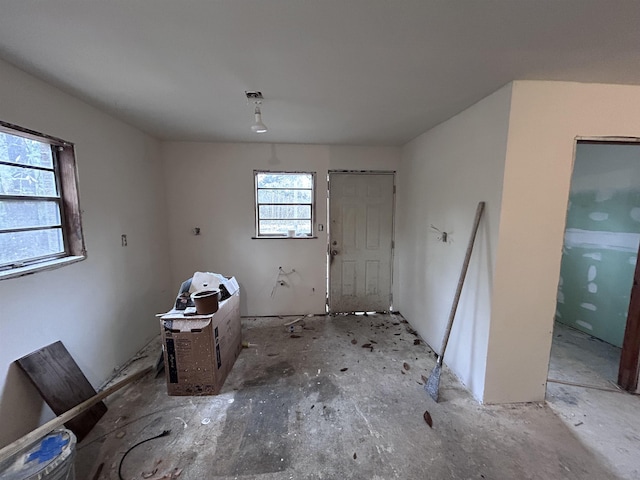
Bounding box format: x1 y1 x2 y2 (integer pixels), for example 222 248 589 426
251 103 267 134
246 91 268 134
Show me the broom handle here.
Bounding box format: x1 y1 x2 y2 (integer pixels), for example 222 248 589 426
438 201 485 361
0 366 152 462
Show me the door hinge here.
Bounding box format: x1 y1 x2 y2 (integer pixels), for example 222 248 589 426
393 185 396 194
391 240 395 249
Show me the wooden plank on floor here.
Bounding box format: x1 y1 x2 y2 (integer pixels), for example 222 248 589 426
16 341 107 441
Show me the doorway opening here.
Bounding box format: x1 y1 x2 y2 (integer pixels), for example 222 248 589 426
326 171 395 314
547 139 640 398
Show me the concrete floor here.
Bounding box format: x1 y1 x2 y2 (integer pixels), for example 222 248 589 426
77 314 622 479
547 321 640 480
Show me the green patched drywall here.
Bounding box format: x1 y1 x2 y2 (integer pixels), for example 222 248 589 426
556 143 640 347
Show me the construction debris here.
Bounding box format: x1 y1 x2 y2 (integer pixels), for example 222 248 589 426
423 411 433 428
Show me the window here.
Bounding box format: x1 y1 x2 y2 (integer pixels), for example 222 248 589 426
0 121 85 276
254 171 315 237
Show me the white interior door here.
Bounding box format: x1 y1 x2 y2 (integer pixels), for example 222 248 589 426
328 172 394 313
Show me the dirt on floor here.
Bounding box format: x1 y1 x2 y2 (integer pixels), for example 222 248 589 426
77 313 622 480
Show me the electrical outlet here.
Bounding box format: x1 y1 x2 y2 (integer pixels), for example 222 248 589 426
121 234 127 247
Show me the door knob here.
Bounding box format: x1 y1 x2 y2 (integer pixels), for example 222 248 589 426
331 249 339 256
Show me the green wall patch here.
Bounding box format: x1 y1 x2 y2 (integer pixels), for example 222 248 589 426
556 143 640 347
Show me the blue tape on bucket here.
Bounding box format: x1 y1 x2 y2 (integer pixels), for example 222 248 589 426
26 434 69 464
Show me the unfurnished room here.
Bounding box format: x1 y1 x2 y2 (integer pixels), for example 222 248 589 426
0 2 639 479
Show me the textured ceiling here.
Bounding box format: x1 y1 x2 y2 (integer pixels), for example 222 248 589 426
1 1 640 146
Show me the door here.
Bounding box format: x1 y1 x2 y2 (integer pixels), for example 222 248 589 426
328 172 394 313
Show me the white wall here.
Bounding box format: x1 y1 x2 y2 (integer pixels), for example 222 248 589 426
161 142 400 317
396 84 513 401
0 59 171 446
485 81 640 403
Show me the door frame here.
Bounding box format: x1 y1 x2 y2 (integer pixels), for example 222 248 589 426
619 238 640 391
326 170 396 314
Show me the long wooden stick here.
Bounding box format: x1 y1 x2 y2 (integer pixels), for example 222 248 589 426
0 366 152 462
437 201 485 361
546 378 627 393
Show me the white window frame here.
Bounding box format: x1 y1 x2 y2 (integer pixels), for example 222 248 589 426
254 170 316 238
0 121 86 279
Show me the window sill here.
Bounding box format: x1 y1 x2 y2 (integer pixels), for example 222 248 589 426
0 255 86 281
252 236 319 240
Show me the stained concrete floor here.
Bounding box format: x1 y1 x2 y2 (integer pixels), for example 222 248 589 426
547 321 640 480
78 314 622 479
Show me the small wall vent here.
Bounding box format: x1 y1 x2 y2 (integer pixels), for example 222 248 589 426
245 91 264 100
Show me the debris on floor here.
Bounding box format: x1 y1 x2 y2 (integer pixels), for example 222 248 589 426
423 410 433 428
74 314 625 480
141 459 162 478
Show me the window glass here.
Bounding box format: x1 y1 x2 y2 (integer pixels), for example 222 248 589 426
0 200 61 229
0 124 84 273
255 171 314 237
0 229 64 265
1 134 54 168
0 164 58 197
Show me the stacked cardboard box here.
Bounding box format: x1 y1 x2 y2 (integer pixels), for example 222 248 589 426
160 292 241 396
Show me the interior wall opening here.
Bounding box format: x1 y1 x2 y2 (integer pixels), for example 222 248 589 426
547 139 640 401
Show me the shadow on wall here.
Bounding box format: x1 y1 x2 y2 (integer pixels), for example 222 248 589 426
0 363 46 447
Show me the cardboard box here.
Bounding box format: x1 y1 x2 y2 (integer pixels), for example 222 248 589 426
160 292 241 396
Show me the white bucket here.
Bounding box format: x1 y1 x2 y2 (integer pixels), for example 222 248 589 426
0 429 76 480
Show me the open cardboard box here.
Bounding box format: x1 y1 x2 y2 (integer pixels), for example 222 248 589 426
160 292 241 396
